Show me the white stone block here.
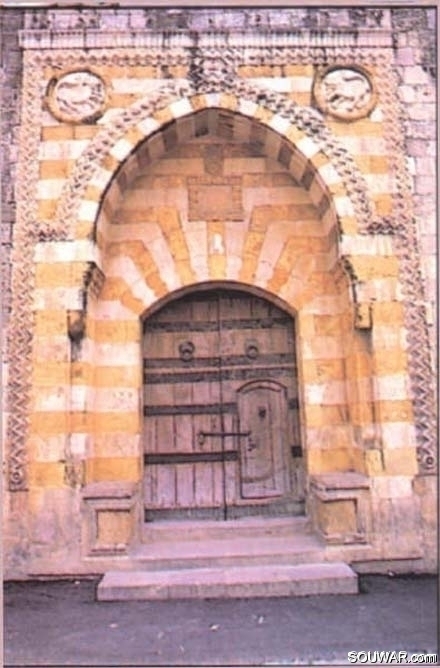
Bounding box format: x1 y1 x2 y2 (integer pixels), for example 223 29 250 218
39 139 89 161
37 178 66 200
112 78 167 95
130 278 156 311
34 386 69 412
110 138 135 162
169 98 193 119
90 166 114 192
268 113 291 135
204 93 221 107
93 342 141 366
78 199 100 223
135 116 161 138
289 76 313 93
333 196 355 218
373 374 409 401
89 300 139 322
94 387 139 412
296 136 320 160
380 422 417 449
33 287 83 310
70 385 88 411
372 475 413 499
317 162 341 186
69 433 88 456
369 106 384 122
248 77 291 93
238 99 258 117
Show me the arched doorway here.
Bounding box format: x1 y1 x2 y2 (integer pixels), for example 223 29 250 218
142 287 304 521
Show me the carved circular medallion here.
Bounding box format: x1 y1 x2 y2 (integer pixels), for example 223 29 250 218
313 66 376 121
45 69 107 123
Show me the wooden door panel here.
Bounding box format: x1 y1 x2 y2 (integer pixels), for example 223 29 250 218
143 289 303 518
237 381 288 499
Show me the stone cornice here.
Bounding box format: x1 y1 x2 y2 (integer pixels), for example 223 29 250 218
19 29 394 51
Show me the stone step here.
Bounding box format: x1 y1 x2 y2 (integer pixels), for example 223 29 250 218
131 532 326 571
142 515 311 543
97 562 358 600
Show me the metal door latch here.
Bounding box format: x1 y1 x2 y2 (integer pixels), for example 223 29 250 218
198 430 251 445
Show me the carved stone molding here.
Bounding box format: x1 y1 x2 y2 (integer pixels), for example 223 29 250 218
6 53 44 491
313 65 377 121
45 69 107 123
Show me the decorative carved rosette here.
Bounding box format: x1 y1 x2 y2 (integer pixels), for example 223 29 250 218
45 69 107 123
313 65 377 121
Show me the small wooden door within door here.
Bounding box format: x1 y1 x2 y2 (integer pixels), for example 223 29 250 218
142 289 303 520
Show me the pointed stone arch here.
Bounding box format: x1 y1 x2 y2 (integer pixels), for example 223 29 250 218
55 80 374 251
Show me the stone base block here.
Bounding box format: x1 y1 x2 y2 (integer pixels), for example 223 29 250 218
82 482 139 556
309 472 371 545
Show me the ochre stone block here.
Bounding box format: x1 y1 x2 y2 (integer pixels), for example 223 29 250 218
99 277 129 301
308 447 353 474
289 92 311 107
209 254 227 280
326 119 383 137
34 263 74 289
364 449 384 476
313 315 343 337
34 310 67 336
38 199 57 220
91 320 140 344
101 153 120 175
373 194 393 216
120 290 147 315
375 400 414 422
152 107 174 125
73 125 99 140
85 457 140 483
349 402 374 426
97 509 132 546
373 349 409 375
41 125 75 141
238 65 282 77
108 92 136 108
301 359 345 383
168 65 188 78
284 64 314 77
383 448 418 476
350 256 399 280
39 159 74 179
219 93 238 111
317 499 357 536
32 362 70 386
75 220 95 240
304 404 348 428
372 302 405 326
337 216 359 235
84 184 104 204
89 365 141 388
174 259 196 285
28 461 66 488
92 412 140 433
30 411 68 433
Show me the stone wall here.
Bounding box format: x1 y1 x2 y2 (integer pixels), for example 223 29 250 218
1 10 24 324
2 6 437 578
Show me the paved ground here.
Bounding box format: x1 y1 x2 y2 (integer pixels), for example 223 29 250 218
3 574 438 666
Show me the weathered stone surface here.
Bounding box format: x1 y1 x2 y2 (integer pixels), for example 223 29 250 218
2 6 436 581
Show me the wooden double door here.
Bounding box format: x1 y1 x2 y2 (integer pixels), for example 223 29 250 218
143 289 304 520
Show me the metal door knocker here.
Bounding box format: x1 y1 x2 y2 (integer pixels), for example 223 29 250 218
178 340 195 362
